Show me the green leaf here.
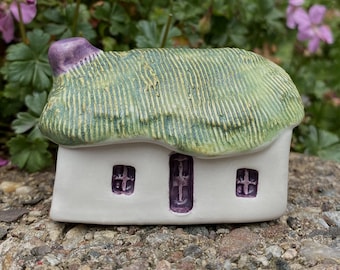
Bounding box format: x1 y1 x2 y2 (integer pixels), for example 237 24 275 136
43 23 67 36
11 92 48 135
264 7 284 32
25 92 47 116
27 30 51 55
0 96 22 118
7 135 52 172
302 125 340 162
316 127 339 148
101 36 117 51
5 29 52 91
2 82 31 101
12 112 38 134
6 61 51 91
318 144 340 162
6 43 35 61
27 125 44 140
44 4 96 42
110 4 130 35
229 23 249 47
135 20 159 48
172 1 204 21
135 20 181 48
275 37 295 67
93 1 111 20
42 7 63 23
93 2 130 36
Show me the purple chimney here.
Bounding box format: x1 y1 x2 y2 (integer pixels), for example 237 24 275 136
48 37 101 76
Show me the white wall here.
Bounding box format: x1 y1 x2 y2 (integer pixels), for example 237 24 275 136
50 129 292 224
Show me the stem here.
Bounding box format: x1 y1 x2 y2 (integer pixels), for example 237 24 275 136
160 13 173 48
16 2 28 44
72 0 81 36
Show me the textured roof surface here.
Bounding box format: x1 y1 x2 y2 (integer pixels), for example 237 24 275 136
39 42 304 157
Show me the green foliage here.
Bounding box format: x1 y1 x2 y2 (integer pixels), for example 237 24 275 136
135 20 181 48
7 92 51 172
1 29 51 98
299 126 340 161
12 91 47 137
7 136 51 173
43 3 96 41
0 29 52 172
205 0 285 49
93 2 131 36
0 0 340 172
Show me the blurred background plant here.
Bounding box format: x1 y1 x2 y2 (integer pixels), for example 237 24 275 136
0 0 339 172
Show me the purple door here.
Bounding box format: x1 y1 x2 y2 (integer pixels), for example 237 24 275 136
169 153 193 213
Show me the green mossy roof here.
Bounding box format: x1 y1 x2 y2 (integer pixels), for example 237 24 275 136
39 47 304 157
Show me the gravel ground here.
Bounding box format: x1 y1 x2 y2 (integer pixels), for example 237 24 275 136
0 152 339 270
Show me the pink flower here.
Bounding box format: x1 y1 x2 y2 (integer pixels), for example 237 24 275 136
0 157 9 167
10 0 37 24
0 0 37 43
286 0 309 29
0 3 14 43
297 5 333 52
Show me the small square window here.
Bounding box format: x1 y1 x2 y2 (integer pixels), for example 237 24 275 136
236 168 258 198
112 165 135 195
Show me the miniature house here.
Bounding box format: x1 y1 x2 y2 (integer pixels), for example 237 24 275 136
39 37 304 225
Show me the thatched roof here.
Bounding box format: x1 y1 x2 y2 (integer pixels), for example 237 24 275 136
39 38 304 157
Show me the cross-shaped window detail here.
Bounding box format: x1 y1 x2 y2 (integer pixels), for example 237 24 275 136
236 168 258 197
169 153 193 213
112 165 135 195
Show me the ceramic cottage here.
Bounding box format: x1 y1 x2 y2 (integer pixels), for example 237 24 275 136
39 37 304 225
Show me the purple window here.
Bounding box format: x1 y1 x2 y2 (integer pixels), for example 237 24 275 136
169 153 194 213
236 168 258 197
112 165 135 195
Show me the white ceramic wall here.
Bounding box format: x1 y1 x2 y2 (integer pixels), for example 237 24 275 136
50 129 292 224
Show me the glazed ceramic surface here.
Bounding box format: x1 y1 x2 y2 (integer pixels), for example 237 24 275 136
40 38 304 157
39 38 304 224
50 129 292 225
